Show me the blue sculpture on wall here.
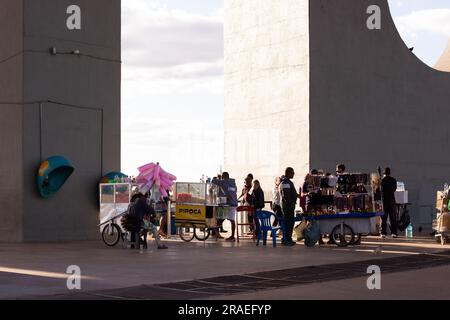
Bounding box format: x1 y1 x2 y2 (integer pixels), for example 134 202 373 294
37 156 75 199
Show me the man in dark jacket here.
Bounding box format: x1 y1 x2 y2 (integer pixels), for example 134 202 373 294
280 167 298 246
128 193 168 249
220 172 239 242
381 167 398 238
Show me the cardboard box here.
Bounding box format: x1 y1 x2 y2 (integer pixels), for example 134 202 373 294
436 191 450 211
438 213 450 232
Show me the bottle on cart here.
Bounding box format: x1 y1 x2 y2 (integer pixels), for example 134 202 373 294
406 224 413 239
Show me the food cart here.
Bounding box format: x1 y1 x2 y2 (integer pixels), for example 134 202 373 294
99 183 137 229
297 172 384 246
174 182 226 242
98 183 170 247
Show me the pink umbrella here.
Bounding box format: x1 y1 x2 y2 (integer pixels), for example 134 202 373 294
136 162 177 197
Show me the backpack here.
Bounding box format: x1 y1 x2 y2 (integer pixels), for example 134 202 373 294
304 219 320 247
397 209 411 232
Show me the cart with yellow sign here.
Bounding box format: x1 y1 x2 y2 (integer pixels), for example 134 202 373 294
175 182 226 242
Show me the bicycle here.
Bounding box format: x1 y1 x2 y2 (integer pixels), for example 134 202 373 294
98 211 144 248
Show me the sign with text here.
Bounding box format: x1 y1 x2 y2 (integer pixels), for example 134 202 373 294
175 205 206 225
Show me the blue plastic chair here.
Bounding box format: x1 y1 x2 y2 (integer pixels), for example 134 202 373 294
256 210 281 247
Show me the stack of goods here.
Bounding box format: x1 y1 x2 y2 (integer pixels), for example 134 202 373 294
136 162 177 197
305 175 337 215
436 187 450 232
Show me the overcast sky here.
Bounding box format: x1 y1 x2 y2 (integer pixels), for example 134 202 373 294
121 0 450 181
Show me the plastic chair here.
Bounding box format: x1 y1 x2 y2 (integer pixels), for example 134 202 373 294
236 206 255 243
256 210 281 247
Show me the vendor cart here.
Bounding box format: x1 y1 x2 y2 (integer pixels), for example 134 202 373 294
296 172 384 247
99 183 137 228
299 212 383 247
434 190 450 245
98 183 165 247
174 182 226 242
98 183 137 246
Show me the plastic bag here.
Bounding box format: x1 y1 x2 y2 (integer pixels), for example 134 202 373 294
294 219 308 241
304 219 320 247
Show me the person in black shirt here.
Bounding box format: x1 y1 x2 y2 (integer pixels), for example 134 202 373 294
252 180 265 238
381 168 398 238
252 180 265 211
280 167 298 246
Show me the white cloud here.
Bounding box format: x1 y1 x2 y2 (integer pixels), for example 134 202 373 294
122 0 223 68
394 9 450 40
120 0 224 179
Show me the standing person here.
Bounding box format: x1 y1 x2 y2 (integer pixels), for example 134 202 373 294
221 172 239 242
272 177 283 228
238 174 254 205
252 180 265 238
212 175 226 236
381 167 398 238
280 167 298 246
238 174 254 234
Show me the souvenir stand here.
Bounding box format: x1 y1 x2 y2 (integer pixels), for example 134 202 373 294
298 172 384 246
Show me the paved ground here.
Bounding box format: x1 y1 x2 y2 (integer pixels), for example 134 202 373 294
0 235 448 300
208 265 450 300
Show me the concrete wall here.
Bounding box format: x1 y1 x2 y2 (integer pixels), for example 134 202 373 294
224 0 450 231
0 0 121 242
435 40 450 72
224 0 310 196
0 0 24 242
309 0 450 231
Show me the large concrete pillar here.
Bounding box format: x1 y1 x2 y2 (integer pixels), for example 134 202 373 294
0 0 121 242
224 0 450 232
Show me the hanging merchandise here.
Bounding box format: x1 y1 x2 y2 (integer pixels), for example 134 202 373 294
136 162 177 197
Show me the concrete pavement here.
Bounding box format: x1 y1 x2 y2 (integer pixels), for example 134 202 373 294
0 235 448 299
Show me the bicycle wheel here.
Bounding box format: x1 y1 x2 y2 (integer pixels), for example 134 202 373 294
179 223 195 242
194 227 211 241
330 223 355 247
102 223 121 247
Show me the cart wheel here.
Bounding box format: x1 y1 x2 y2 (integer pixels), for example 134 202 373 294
194 227 211 241
435 235 442 244
350 233 362 245
102 223 121 247
330 224 355 247
179 223 195 242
